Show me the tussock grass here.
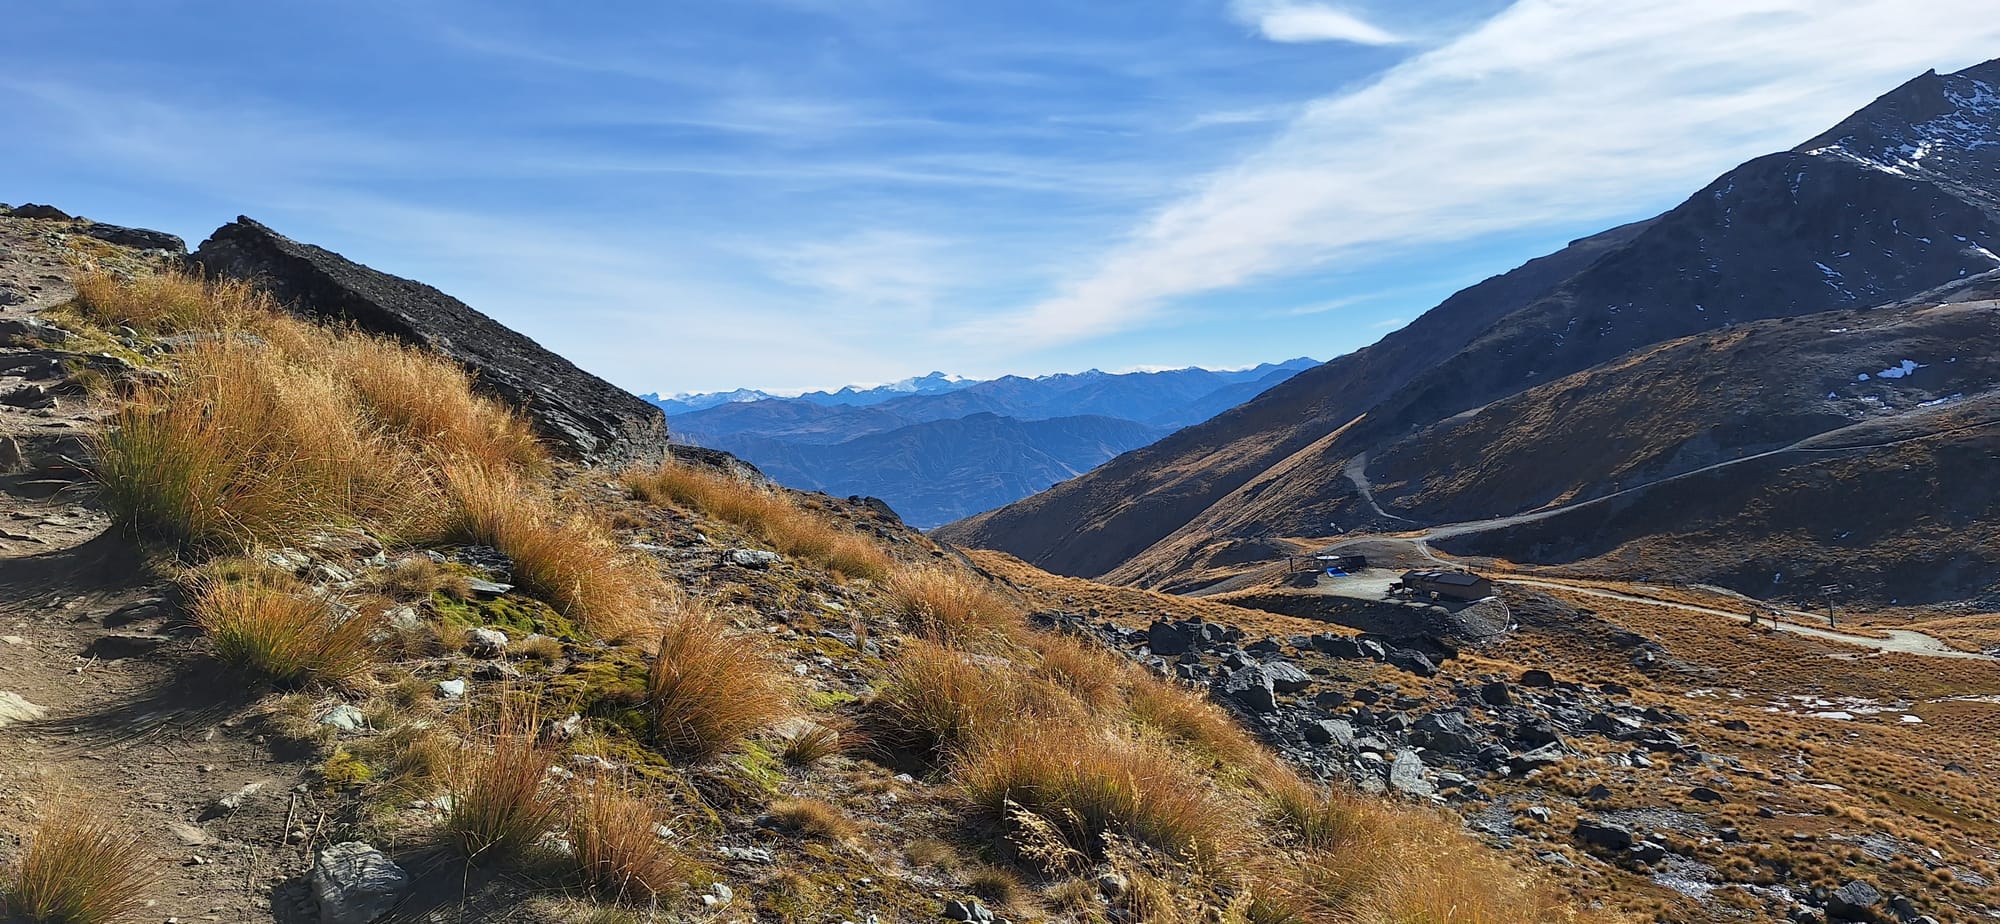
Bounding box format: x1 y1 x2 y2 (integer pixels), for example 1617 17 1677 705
370 555 471 601
623 461 892 580
885 567 1023 647
959 725 1239 860
442 726 563 866
1027 632 1125 709
870 639 1020 758
444 463 658 640
97 337 446 550
567 784 694 903
778 720 850 767
191 565 375 686
323 335 545 471
71 268 268 334
1123 679 1263 769
647 606 790 763
1 805 160 924
769 797 857 842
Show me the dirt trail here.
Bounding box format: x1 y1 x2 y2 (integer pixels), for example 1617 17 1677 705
0 221 315 923
1502 576 1992 660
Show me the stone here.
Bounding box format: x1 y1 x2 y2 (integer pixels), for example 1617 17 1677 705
103 598 168 628
702 882 735 909
203 781 270 820
1826 880 1883 921
82 632 170 659
1388 749 1434 797
321 704 368 733
0 691 48 728
1215 665 1278 713
1146 619 1193 655
1572 818 1634 852
7 203 72 220
1412 712 1478 753
0 318 69 347
1519 668 1555 687
464 578 513 596
1509 743 1566 773
1629 840 1668 864
193 217 671 466
463 627 510 657
728 549 782 569
312 842 409 924
1689 786 1725 803
1478 681 1513 706
1303 718 1355 748
1312 634 1365 659
1385 648 1438 677
80 222 185 252
941 898 995 922
435 679 468 699
1265 660 1313 693
1311 689 1349 709
1722 719 1752 731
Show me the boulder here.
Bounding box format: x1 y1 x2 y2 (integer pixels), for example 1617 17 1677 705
1412 712 1479 753
0 691 48 728
192 218 669 466
1385 648 1439 677
312 842 409 924
1572 818 1634 852
463 627 510 657
1388 749 1434 797
80 222 185 252
6 203 71 220
1826 880 1884 921
727 549 782 569
1519 668 1555 687
1478 681 1513 706
1508 742 1566 772
1215 665 1278 713
1265 660 1313 693
1311 634 1364 659
1303 718 1355 748
1146 619 1193 655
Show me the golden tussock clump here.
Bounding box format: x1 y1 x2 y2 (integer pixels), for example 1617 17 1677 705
1 804 162 924
646 599 792 763
622 460 892 580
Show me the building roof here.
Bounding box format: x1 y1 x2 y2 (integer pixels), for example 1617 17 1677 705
1403 569 1486 586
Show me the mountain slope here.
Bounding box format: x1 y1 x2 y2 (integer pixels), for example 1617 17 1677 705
938 58 2000 604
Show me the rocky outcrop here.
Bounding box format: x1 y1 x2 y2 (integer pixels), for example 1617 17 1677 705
191 217 668 467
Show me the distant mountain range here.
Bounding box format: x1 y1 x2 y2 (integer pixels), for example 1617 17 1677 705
644 371 977 414
649 360 1318 527
939 58 2000 607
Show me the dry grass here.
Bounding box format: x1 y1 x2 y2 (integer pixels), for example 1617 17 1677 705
71 268 268 333
958 725 1240 860
1028 632 1126 709
320 334 545 471
647 608 791 763
97 336 447 550
885 567 1023 648
445 463 659 640
623 461 892 580
566 784 694 902
442 726 564 866
870 639 1021 758
778 720 850 767
512 634 565 662
370 555 472 601
190 565 375 687
1 805 161 924
769 797 857 842
1124 679 1263 768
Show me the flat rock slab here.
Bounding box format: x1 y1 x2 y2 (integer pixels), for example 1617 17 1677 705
192 217 670 467
0 690 47 727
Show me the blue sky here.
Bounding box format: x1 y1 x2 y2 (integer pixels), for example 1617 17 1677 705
7 1 2000 395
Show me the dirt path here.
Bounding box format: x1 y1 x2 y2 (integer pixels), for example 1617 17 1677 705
0 220 316 923
1501 576 1992 660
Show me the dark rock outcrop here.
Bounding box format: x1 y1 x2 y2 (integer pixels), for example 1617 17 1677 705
80 222 185 253
191 217 668 466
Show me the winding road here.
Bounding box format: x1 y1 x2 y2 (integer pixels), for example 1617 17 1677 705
1316 408 2000 661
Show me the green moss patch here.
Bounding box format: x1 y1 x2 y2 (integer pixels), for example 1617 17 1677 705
429 590 582 642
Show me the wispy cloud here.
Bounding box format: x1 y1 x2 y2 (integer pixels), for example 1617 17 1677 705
978 0 2000 347
1231 1 1404 45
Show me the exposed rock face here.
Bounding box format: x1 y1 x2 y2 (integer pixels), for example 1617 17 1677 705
80 222 185 252
312 841 409 924
192 218 668 467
